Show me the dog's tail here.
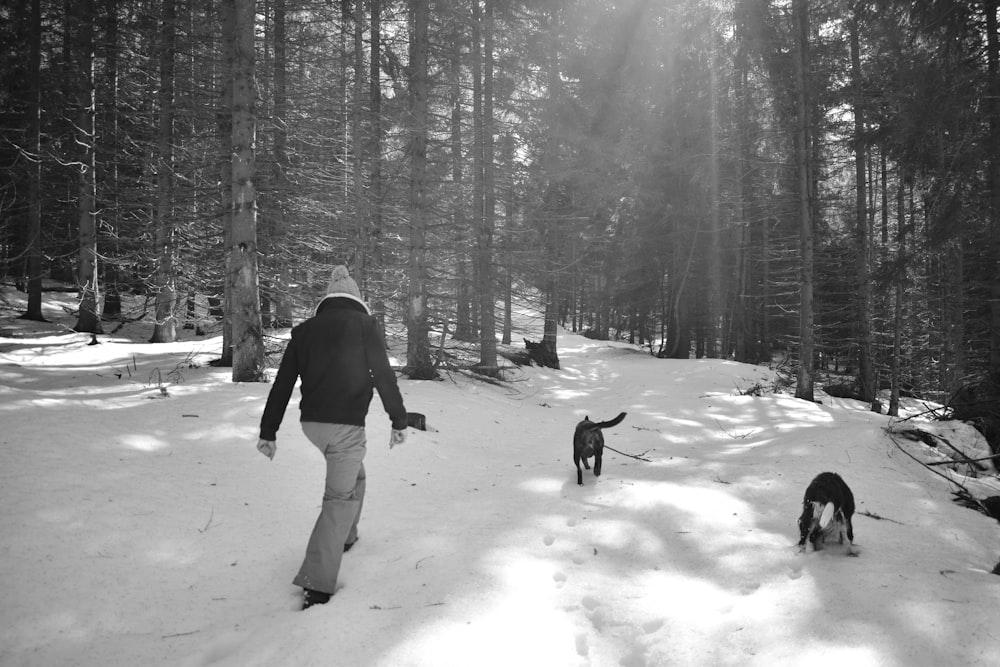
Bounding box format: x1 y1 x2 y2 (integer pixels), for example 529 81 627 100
588 412 627 430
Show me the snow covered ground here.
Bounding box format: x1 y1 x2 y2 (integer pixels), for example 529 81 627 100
1 288 998 667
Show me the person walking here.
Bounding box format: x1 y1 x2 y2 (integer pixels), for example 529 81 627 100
256 265 408 609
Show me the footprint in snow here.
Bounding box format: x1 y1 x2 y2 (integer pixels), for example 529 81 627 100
641 618 664 634
543 535 555 546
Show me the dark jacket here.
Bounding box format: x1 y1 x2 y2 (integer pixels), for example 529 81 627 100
259 297 407 440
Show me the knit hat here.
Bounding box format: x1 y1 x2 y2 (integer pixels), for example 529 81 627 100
316 265 370 314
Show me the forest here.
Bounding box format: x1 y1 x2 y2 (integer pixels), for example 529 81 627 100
2 0 999 415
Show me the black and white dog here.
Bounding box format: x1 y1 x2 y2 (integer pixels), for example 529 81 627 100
797 472 856 554
573 412 627 485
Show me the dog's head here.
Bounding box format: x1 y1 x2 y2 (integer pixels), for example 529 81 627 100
575 417 603 458
798 500 839 549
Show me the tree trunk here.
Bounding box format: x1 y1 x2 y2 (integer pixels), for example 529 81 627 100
707 29 721 359
22 0 45 322
477 0 498 375
987 0 1000 380
269 0 292 328
405 0 435 379
889 176 906 417
449 39 473 341
101 0 122 320
944 237 965 393
351 0 367 288
850 8 874 405
216 0 235 366
368 0 385 326
793 0 815 401
229 0 265 382
71 0 102 334
502 132 514 346
150 0 176 343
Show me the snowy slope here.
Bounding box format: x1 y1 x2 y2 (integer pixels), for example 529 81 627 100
1 293 998 667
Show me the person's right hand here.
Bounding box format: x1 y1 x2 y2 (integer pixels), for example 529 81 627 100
389 429 407 449
257 438 276 460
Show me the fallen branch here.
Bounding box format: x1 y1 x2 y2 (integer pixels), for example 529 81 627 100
884 423 993 517
892 426 993 472
604 445 652 462
894 403 949 422
715 419 756 440
924 452 999 466
199 506 215 533
857 509 905 525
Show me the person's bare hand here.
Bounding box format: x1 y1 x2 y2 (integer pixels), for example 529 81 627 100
257 438 276 460
389 429 407 449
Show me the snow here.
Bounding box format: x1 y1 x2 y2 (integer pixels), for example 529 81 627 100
1 289 999 667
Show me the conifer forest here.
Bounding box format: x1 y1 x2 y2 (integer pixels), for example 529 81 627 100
2 0 999 415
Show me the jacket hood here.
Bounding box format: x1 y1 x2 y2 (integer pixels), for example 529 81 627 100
315 293 371 316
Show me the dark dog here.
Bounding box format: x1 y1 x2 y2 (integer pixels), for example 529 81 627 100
797 472 856 553
573 412 627 485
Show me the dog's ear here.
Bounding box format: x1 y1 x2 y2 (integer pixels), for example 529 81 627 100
818 501 836 529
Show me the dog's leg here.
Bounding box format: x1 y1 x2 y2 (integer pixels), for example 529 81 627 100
594 450 602 478
574 453 584 485
844 516 858 556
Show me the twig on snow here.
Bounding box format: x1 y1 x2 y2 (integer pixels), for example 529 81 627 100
857 509 904 525
716 419 756 440
603 445 652 462
199 506 215 533
884 423 992 516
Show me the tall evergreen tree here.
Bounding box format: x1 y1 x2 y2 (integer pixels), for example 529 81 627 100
229 0 265 382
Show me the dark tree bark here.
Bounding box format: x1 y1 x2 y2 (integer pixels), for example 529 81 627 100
150 0 177 343
72 0 102 334
793 0 815 402
476 0 498 375
229 0 265 382
850 6 874 404
100 0 122 320
368 0 386 327
889 177 907 417
215 0 235 367
21 0 45 322
987 0 1000 380
268 0 292 328
405 0 435 379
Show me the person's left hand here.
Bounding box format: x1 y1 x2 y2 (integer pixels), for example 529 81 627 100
257 438 276 460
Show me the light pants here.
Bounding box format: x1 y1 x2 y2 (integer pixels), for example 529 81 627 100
292 422 367 595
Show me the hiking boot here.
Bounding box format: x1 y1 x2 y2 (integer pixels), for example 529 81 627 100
302 588 331 610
